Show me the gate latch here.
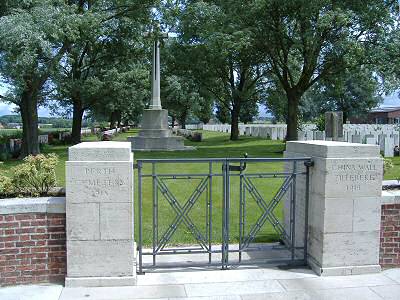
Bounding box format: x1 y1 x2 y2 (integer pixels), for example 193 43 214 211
228 153 248 172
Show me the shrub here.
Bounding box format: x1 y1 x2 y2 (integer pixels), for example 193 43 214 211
0 175 13 197
383 157 394 174
0 154 59 198
0 150 11 161
315 115 325 132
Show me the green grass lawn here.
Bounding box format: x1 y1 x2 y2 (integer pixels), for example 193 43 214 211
384 156 400 181
1 129 399 246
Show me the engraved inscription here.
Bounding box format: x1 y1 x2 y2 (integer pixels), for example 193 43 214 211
329 163 379 192
85 167 116 175
70 166 129 198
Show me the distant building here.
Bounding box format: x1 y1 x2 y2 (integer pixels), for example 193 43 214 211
38 123 53 128
368 106 400 124
7 122 22 129
350 106 400 124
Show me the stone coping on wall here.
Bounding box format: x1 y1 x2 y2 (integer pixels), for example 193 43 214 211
381 190 400 205
0 197 65 215
0 191 396 214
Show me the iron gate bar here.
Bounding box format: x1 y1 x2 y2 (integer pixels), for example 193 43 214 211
222 161 229 270
136 157 312 273
304 163 311 262
137 161 143 274
152 163 158 266
291 161 297 261
229 172 306 177
137 157 312 163
155 177 210 253
140 173 223 178
208 161 213 264
239 161 244 263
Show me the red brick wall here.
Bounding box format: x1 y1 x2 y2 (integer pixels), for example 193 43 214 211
0 213 66 286
380 204 400 268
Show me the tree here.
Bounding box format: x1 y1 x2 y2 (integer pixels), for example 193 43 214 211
162 75 202 129
0 0 72 156
162 35 213 127
89 64 150 129
173 0 265 140
252 0 393 140
240 98 259 124
215 103 230 124
302 67 383 122
195 92 213 124
52 0 153 144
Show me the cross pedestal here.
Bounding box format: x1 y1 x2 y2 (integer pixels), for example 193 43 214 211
130 109 186 150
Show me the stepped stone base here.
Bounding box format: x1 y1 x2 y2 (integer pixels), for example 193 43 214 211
128 135 187 151
128 108 191 151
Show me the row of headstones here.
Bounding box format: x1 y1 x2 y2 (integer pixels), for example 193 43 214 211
291 130 400 157
172 128 203 141
355 133 399 157
101 126 130 138
203 123 400 157
102 127 121 137
203 124 316 140
6 128 102 153
185 124 203 130
343 123 399 132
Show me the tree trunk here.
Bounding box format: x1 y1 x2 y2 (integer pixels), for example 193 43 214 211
20 89 40 158
179 116 186 129
230 104 240 140
179 109 188 129
109 111 117 129
117 110 122 128
342 110 348 123
71 101 84 145
286 91 300 141
171 115 175 128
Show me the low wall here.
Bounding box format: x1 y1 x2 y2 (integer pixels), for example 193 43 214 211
0 197 66 286
380 190 400 268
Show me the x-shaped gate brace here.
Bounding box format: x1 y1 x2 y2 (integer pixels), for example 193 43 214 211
240 175 294 251
155 177 210 254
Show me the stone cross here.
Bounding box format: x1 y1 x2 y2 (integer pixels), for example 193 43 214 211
146 26 168 110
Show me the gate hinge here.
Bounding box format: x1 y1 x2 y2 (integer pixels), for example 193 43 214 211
133 163 139 169
304 160 314 167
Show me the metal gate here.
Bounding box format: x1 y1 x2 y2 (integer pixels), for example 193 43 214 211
136 157 312 274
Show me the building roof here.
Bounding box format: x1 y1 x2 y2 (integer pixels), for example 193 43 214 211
370 106 400 113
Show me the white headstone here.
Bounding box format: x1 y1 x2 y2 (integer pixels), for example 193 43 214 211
384 138 395 157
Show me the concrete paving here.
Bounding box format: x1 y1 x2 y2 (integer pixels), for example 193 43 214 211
1 268 399 300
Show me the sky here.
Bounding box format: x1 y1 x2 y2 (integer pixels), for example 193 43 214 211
0 86 399 118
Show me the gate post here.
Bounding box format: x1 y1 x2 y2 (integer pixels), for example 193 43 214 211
285 141 383 276
65 142 135 287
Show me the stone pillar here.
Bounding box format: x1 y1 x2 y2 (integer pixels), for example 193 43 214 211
150 39 161 110
325 111 344 141
65 142 135 287
285 141 383 276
